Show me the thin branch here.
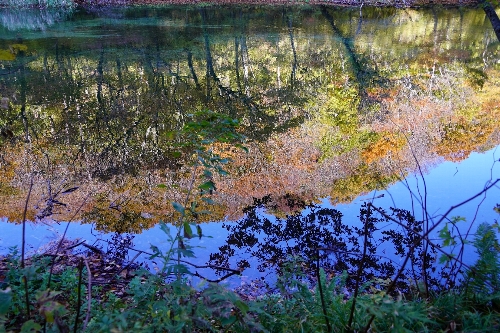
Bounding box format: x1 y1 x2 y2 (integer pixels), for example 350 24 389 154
47 186 98 290
432 179 500 232
21 176 34 320
193 270 241 283
21 176 34 268
117 251 142 276
178 259 242 274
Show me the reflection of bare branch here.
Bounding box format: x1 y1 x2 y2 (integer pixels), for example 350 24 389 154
47 185 102 287
317 247 404 268
178 259 241 274
363 194 500 333
367 204 474 273
21 176 34 269
193 270 241 284
287 16 298 86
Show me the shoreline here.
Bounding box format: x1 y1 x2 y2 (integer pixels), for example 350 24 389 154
0 0 484 9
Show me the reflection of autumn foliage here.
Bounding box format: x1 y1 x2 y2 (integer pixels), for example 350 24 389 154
435 104 500 162
361 132 406 164
214 128 326 219
331 163 403 204
434 68 500 161
1 7 499 233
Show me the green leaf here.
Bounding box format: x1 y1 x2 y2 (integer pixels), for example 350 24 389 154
20 320 41 333
157 184 167 189
202 198 214 205
439 254 450 264
451 216 466 223
149 245 161 259
221 316 237 326
196 225 202 239
159 222 172 237
183 222 193 239
234 300 249 315
171 151 182 158
203 170 213 179
216 168 229 176
199 181 215 191
235 144 249 153
172 202 185 215
197 155 206 165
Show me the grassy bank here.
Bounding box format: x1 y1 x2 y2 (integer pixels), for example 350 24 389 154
1 217 500 332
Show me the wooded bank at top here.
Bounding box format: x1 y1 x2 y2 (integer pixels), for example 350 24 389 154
73 0 485 7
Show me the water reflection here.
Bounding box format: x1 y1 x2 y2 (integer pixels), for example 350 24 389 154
0 8 74 31
0 5 498 235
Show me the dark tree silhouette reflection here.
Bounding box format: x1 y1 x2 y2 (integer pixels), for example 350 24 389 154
209 195 451 295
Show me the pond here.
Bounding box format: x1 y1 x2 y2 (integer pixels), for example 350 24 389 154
0 4 499 287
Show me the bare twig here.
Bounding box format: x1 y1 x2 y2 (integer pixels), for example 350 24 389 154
432 179 500 230
47 186 99 288
21 176 34 319
178 259 242 274
80 242 104 255
193 270 241 283
117 251 142 276
21 176 34 269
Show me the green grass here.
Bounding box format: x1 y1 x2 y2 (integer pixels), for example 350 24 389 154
2 226 500 333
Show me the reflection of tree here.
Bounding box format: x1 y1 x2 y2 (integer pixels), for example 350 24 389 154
0 6 499 230
198 7 306 142
209 196 441 294
331 163 403 204
481 0 500 42
0 8 74 31
435 106 500 162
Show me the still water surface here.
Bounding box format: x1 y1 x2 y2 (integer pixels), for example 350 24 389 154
0 4 499 284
